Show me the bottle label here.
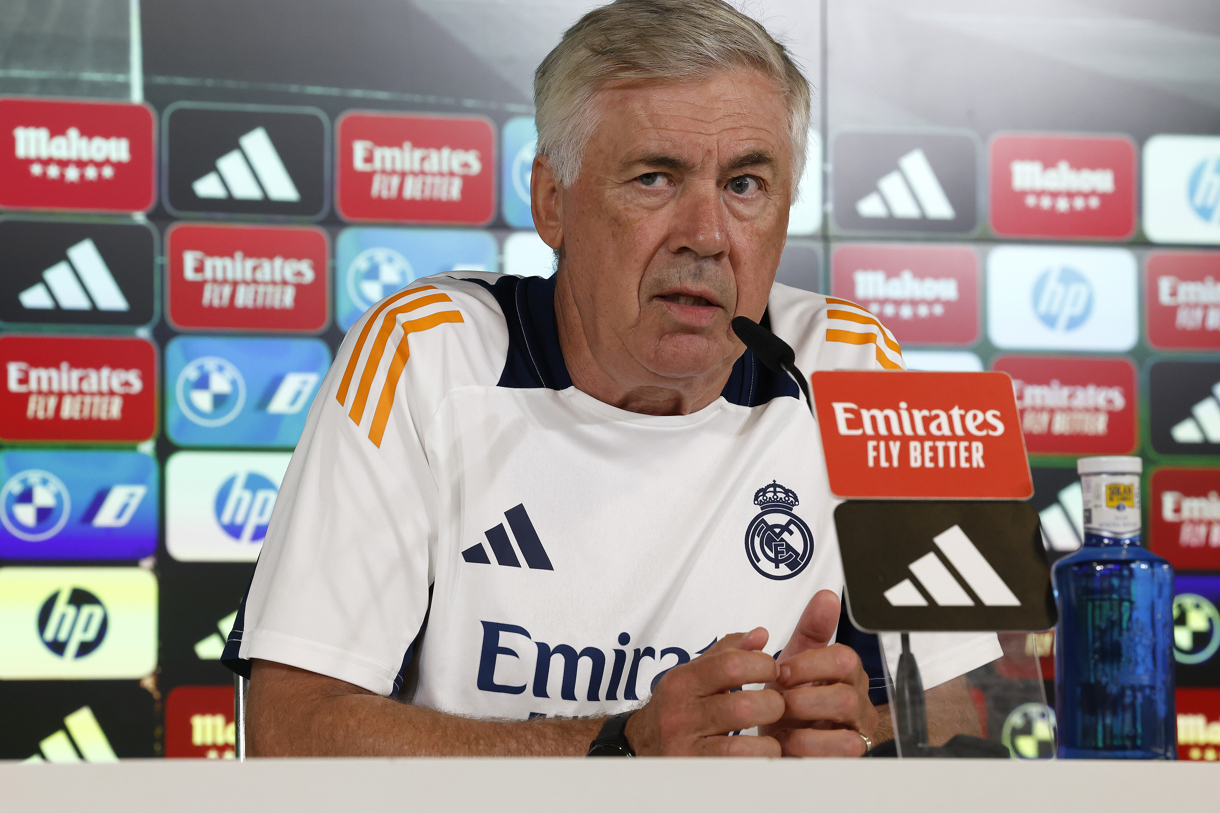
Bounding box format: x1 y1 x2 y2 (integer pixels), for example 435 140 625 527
1082 473 1141 536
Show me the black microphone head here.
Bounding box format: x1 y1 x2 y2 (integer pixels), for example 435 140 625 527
731 316 796 374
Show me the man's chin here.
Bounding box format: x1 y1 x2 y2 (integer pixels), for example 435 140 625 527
642 333 736 381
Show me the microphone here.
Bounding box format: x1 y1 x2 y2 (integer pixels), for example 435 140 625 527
731 316 813 415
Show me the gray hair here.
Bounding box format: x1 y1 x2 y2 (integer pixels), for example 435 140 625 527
534 0 812 189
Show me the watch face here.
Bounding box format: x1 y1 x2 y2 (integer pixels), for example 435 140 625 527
587 742 634 757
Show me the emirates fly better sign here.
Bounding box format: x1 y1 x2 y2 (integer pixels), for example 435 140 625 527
812 371 1032 499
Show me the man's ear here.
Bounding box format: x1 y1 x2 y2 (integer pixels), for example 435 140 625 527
531 154 564 251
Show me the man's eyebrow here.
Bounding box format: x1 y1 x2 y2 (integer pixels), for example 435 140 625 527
624 152 692 172
725 150 774 172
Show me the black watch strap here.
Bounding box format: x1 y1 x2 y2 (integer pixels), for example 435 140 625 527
587 711 636 757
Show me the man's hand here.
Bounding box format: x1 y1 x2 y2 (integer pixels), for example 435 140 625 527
762 590 879 757
624 627 785 756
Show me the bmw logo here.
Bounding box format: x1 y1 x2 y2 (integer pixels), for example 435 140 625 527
176 356 246 427
1 469 71 542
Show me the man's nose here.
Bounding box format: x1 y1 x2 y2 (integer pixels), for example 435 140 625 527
666 180 729 259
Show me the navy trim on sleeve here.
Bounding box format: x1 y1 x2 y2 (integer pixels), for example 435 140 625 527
464 274 798 407
220 573 254 680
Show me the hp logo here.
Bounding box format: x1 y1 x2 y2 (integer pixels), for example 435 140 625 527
177 356 246 427
1188 155 1220 225
1032 267 1093 331
346 247 412 311
1 469 70 542
38 587 108 659
214 471 278 543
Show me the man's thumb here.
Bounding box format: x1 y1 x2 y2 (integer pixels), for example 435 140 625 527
778 589 841 663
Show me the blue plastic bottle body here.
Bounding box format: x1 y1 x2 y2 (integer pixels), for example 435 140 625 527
1053 531 1176 759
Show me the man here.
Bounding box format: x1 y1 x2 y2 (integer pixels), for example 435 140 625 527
224 0 997 756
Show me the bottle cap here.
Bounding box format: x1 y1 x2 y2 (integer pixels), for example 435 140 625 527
1077 456 1142 475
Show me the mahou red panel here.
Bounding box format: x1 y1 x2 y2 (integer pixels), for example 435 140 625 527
831 244 979 346
0 334 157 442
1150 468 1220 572
1176 688 1220 761
0 97 156 213
336 112 495 224
989 133 1136 240
166 223 330 332
1146 252 1220 350
811 370 1032 499
165 686 236 759
992 355 1137 456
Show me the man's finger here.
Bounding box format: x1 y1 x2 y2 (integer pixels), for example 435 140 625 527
672 648 780 699
776 643 862 688
776 682 868 730
702 626 769 657
696 734 783 758
777 590 841 664
775 727 870 758
698 687 785 735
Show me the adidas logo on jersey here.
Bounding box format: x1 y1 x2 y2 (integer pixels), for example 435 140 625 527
463 504 553 570
192 127 300 202
24 706 117 763
17 238 130 312
1171 380 1220 444
856 149 955 221
883 525 1020 607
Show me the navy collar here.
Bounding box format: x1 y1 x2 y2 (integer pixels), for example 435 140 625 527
464 274 797 407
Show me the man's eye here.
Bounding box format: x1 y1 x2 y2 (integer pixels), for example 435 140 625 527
728 175 759 195
637 172 664 187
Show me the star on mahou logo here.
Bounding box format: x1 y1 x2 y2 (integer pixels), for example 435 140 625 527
744 481 814 580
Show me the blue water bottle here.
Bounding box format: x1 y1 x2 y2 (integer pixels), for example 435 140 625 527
1053 456 1176 759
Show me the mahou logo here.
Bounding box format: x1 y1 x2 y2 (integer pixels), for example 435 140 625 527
0 335 156 442
336 112 495 224
166 224 330 332
989 134 1136 240
831 244 979 346
1151 469 1220 572
0 98 156 213
992 356 1136 456
1147 252 1220 350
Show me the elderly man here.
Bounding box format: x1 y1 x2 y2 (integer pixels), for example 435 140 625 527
224 0 996 757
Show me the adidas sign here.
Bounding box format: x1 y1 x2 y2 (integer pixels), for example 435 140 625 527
883 525 1020 607
855 149 956 221
1170 381 1220 444
462 504 554 570
195 610 239 660
24 706 117 763
17 238 129 312
192 127 300 202
1038 481 1084 553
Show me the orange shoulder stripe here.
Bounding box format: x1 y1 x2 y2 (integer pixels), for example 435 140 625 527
346 293 454 425
337 285 437 406
367 310 465 447
825 328 904 370
825 309 903 355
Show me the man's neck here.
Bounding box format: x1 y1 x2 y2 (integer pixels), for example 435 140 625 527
553 272 733 416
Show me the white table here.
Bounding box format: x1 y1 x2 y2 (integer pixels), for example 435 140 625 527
5 757 1214 813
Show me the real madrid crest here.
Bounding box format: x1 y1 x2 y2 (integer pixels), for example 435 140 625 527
744 481 814 580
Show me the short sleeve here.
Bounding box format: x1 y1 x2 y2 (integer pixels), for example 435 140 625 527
223 283 472 696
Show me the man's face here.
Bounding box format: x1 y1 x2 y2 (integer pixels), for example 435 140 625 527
538 69 794 397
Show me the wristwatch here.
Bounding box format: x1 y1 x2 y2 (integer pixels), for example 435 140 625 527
587 711 636 757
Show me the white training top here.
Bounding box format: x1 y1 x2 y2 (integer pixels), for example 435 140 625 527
225 272 999 718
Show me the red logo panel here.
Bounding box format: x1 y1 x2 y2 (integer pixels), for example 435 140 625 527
336 112 495 224
166 223 330 332
0 334 156 442
811 371 1032 499
991 356 1137 456
0 97 156 213
831 244 979 346
1150 468 1220 572
1147 252 1220 350
989 133 1135 240
1177 688 1220 761
165 686 235 759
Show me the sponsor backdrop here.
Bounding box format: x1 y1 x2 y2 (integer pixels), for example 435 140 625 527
0 0 1216 761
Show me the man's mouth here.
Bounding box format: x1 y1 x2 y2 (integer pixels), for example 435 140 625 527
659 293 715 308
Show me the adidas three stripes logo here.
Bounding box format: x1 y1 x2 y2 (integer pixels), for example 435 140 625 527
463 504 554 570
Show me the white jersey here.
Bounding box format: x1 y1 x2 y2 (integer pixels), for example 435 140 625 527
225 273 998 718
